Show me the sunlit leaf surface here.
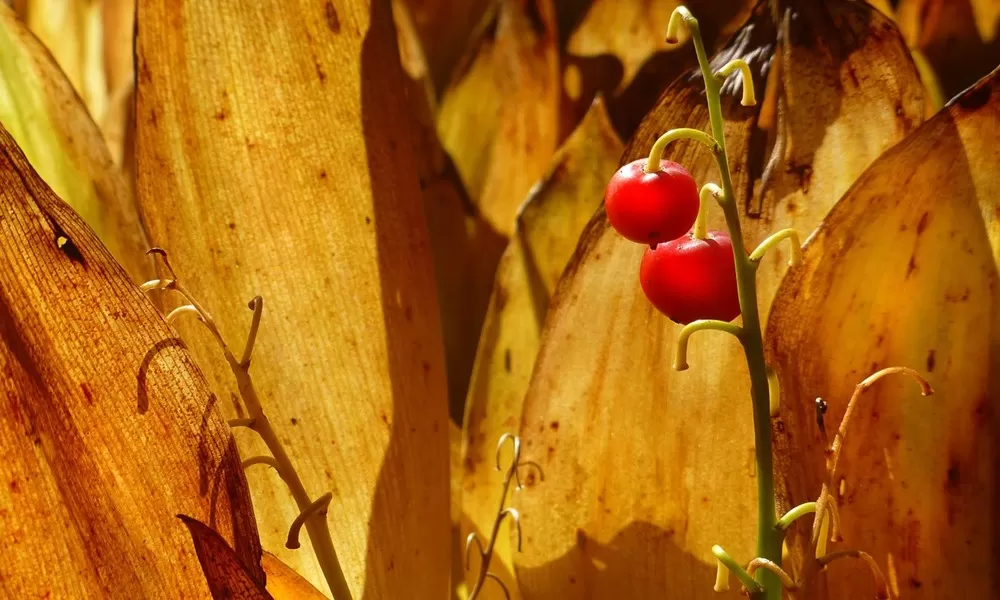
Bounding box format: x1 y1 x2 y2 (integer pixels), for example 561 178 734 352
0 122 261 598
135 1 451 597
437 0 560 236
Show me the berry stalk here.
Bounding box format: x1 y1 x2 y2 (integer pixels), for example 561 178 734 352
667 8 782 599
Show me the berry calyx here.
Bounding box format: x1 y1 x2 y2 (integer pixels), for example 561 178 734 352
605 158 700 245
640 230 741 325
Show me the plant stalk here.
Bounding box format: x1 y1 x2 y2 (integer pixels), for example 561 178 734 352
684 15 782 600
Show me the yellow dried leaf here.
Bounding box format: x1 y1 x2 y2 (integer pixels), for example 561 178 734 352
262 551 329 599
510 3 925 597
460 96 623 597
438 0 560 236
767 67 1000 600
19 0 107 125
407 52 506 417
0 122 261 597
566 0 688 93
396 0 492 91
135 1 450 597
0 4 148 281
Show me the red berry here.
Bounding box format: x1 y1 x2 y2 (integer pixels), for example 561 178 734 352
639 231 741 325
605 158 700 245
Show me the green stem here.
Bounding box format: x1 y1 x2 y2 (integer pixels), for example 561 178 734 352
673 319 743 371
695 183 722 240
646 128 719 172
712 545 763 595
776 502 817 531
680 10 782 600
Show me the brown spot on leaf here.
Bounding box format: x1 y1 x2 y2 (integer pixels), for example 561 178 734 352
80 383 94 405
926 349 936 372
324 1 341 33
916 211 930 235
549 421 559 431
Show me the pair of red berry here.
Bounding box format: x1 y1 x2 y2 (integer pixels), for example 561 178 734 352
605 159 740 325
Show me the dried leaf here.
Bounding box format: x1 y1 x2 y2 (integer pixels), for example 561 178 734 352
510 2 926 597
135 1 450 597
262 551 330 599
0 4 148 281
766 67 1000 600
0 122 262 597
396 0 492 91
460 96 623 596
406 49 507 418
561 0 754 139
896 0 1000 98
181 515 273 600
438 0 560 236
19 0 107 125
100 0 136 165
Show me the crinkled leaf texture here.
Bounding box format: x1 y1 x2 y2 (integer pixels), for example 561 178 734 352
0 122 262 598
767 66 1000 599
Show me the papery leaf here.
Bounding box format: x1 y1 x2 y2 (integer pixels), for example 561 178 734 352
135 1 450 597
16 0 106 122
405 44 507 418
0 4 149 281
460 96 623 597
394 0 492 92
0 122 262 597
895 0 1000 98
437 0 560 236
99 0 136 165
510 2 926 597
766 67 1000 600
564 0 751 97
261 551 329 600
181 515 273 600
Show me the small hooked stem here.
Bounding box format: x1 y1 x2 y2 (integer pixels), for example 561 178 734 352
165 304 200 324
242 454 282 475
830 367 933 477
712 545 763 595
749 229 803 268
241 296 263 367
694 183 722 240
466 434 540 600
674 320 743 371
766 366 781 416
287 492 334 549
715 59 757 106
775 502 816 532
816 550 890 600
646 128 719 173
227 418 255 429
746 559 797 590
